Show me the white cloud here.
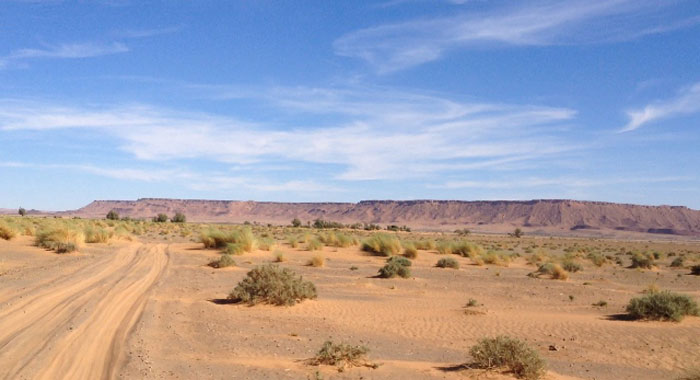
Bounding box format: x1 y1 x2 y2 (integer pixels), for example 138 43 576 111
334 0 699 73
0 42 128 69
621 82 700 132
0 85 577 181
436 176 693 189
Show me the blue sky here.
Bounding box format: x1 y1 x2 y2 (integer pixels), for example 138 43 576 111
1 0 699 210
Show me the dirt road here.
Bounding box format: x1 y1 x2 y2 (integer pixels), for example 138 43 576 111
0 243 169 380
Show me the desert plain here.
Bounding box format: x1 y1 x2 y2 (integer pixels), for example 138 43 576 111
0 217 699 380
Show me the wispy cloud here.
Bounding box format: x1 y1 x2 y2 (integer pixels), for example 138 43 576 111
0 42 128 69
621 82 700 132
335 0 699 73
435 176 693 189
113 26 182 39
0 85 578 181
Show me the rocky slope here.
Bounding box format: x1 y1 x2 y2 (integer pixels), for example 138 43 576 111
64 198 700 236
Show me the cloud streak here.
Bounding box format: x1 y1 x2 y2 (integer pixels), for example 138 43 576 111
0 85 577 182
621 82 700 132
0 42 128 69
334 0 700 73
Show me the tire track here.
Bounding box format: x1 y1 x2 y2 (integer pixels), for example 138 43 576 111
0 243 169 380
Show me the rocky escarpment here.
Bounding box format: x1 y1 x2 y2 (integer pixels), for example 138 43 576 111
64 198 700 236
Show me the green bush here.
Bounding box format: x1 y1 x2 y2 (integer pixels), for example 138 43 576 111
201 228 256 252
229 264 317 306
451 241 483 257
561 260 582 273
171 212 186 223
35 228 84 253
626 291 699 322
630 252 655 269
209 254 236 268
386 255 412 267
306 238 324 251
587 253 607 267
361 234 401 256
403 242 418 258
378 259 411 278
436 257 459 269
307 341 374 370
153 213 169 223
106 210 120 220
436 240 454 255
84 227 111 243
670 257 685 268
469 336 546 380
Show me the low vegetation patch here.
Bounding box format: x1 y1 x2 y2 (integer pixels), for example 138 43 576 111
307 254 325 267
625 291 699 322
84 227 111 243
306 238 324 251
691 265 700 276
35 228 84 253
209 254 236 268
228 264 317 306
307 340 376 371
378 256 411 278
528 263 568 280
201 228 256 253
361 234 401 256
561 260 583 273
469 335 546 380
630 252 655 269
0 222 16 240
403 242 418 259
436 257 460 269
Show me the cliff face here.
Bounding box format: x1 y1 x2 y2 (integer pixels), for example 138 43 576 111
65 198 700 236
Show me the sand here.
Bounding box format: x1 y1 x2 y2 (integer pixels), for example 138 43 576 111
0 234 699 380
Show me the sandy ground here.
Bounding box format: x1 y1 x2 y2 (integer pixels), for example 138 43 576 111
1 235 699 380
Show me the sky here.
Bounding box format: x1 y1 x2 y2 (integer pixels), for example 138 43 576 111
1 0 699 211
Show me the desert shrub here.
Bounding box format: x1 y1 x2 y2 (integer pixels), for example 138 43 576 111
586 253 607 267
171 212 186 223
201 228 256 252
561 260 583 273
436 257 459 269
631 252 655 269
307 341 374 370
469 336 545 380
306 238 324 251
386 255 412 267
84 227 111 243
414 239 435 250
224 243 246 255
451 241 483 257
258 238 276 251
626 291 699 322
228 264 317 306
436 240 454 255
153 213 169 223
106 210 120 220
35 228 84 253
378 259 411 279
319 232 356 248
0 222 16 240
361 234 401 256
403 242 418 258
273 250 286 262
291 218 302 227
287 236 299 248
691 265 700 276
525 253 546 266
528 263 568 280
670 257 685 268
466 298 479 307
307 254 325 267
209 254 236 268
592 300 608 307
482 251 511 267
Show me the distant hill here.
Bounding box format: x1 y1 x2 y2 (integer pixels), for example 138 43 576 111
61 198 700 237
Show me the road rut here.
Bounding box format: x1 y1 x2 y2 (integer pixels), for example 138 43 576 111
0 243 169 380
